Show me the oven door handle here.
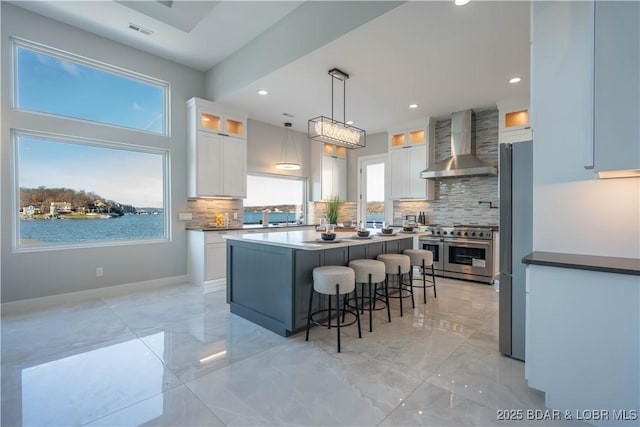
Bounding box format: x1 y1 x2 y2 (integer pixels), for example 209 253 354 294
445 239 491 246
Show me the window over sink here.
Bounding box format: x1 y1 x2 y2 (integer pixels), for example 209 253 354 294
244 174 306 225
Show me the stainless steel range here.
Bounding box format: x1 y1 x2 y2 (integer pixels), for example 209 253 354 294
419 225 495 284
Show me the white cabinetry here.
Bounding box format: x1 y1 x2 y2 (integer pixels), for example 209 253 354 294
311 143 347 201
388 118 435 199
497 99 532 144
189 230 237 287
591 1 640 177
187 97 247 198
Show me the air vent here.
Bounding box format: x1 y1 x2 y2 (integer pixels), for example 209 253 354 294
282 113 295 118
128 23 154 36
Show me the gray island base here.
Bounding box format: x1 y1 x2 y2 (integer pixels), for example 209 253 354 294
225 230 416 336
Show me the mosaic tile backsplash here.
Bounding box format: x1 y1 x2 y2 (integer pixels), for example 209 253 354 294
186 198 243 228
393 109 499 226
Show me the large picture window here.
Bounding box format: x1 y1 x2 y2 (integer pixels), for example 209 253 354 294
244 174 306 225
14 131 169 250
13 38 168 135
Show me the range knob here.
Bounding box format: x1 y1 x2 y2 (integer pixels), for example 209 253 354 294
456 231 461 236
442 231 447 235
471 232 476 237
478 232 484 237
436 230 441 235
464 231 468 236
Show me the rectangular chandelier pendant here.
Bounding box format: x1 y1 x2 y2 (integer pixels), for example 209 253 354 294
308 116 366 148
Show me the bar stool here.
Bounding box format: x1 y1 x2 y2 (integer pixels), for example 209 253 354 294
305 266 361 352
404 249 437 303
348 259 389 332
376 254 414 317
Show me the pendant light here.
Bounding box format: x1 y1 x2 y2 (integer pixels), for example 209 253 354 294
308 68 366 149
276 122 301 170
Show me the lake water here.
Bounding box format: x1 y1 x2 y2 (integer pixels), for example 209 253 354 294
20 214 165 245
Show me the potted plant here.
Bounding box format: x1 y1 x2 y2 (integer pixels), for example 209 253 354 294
325 195 340 225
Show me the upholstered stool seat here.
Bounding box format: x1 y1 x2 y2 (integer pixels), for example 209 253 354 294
306 266 361 352
348 259 390 332
404 249 437 303
377 253 414 317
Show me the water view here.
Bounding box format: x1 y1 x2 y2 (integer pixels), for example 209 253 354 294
20 214 165 245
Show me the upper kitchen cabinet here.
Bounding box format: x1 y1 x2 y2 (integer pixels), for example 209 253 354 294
591 1 640 177
311 142 347 201
497 99 532 144
388 118 436 199
187 97 247 198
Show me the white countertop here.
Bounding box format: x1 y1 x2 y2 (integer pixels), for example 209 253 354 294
225 229 425 250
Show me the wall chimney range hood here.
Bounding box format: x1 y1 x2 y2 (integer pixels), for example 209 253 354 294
421 109 497 179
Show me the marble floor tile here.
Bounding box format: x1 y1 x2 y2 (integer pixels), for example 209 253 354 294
1 277 553 427
1 335 183 427
427 341 545 412
1 298 131 366
84 385 225 426
186 339 417 426
379 381 530 426
139 311 287 383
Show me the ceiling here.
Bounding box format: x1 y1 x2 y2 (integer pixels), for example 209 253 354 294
10 0 530 135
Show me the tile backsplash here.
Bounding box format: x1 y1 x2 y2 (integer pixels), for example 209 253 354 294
393 109 499 226
186 198 243 228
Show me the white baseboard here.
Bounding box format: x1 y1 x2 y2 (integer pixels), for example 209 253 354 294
1 274 191 316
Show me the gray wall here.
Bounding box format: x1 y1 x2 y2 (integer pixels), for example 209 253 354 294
1 3 206 302
246 119 311 179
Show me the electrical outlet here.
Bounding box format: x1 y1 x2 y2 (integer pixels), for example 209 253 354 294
233 212 238 219
179 212 193 221
96 267 103 277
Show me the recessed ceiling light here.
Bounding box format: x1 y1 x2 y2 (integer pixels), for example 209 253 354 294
509 77 522 84
409 104 419 109
346 121 354 125
257 89 268 95
454 0 470 6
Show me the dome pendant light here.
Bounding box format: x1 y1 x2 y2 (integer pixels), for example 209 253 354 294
276 122 301 171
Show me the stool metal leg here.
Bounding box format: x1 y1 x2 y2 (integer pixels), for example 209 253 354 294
327 294 332 330
353 284 362 339
384 278 391 322
335 284 341 352
407 271 415 309
368 274 373 332
396 267 403 317
305 287 314 342
421 260 427 304
432 264 437 298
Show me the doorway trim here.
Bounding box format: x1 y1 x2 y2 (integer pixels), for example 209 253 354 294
356 153 392 225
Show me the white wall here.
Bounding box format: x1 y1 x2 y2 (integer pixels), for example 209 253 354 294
1 4 206 302
528 2 640 422
531 1 640 258
246 119 311 179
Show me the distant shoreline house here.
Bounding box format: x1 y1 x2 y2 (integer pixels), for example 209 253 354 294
49 202 72 215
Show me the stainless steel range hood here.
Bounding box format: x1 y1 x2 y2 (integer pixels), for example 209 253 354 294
421 109 497 179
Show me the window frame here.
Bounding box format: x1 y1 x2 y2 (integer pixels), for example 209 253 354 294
11 37 171 136
11 129 172 253
244 173 308 225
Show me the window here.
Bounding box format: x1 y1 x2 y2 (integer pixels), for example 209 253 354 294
13 38 168 135
244 174 306 225
14 131 169 250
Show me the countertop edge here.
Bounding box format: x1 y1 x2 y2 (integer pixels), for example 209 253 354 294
522 251 640 276
186 224 315 232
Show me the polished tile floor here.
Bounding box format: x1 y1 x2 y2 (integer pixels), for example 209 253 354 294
1 276 583 426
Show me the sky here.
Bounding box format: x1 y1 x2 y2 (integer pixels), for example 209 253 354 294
16 46 165 208
19 137 164 208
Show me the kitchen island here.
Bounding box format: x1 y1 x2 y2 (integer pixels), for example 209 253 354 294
225 229 418 336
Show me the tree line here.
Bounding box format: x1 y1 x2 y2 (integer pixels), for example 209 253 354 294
20 186 136 214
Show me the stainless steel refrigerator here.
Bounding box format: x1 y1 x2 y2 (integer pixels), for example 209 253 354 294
498 140 532 361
